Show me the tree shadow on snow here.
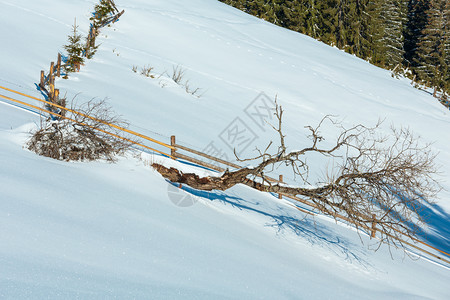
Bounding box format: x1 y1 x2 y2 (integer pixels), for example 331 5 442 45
402 200 450 257
419 203 450 257
171 181 371 267
380 190 450 258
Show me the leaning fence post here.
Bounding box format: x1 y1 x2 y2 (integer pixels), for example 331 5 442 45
371 214 377 239
60 96 66 118
48 73 54 89
54 89 59 103
278 174 283 199
57 53 61 77
171 135 176 157
49 82 54 102
54 88 61 116
50 62 55 76
40 70 45 87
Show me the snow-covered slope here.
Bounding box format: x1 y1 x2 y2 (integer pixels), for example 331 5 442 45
1 0 449 298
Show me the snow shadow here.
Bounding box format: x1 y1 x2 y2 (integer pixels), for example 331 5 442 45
416 203 450 257
386 191 450 257
175 182 370 266
34 83 49 101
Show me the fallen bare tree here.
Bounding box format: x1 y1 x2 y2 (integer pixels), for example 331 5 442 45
28 98 134 162
153 103 440 249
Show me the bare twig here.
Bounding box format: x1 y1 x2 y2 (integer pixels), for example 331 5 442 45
28 97 137 162
153 101 440 251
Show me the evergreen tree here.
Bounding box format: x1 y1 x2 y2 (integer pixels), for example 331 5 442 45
320 0 349 49
320 0 340 44
445 35 450 94
415 0 449 96
64 20 85 73
85 24 100 60
404 0 430 67
379 0 408 68
218 0 448 96
346 0 372 57
441 1 449 94
365 0 385 64
301 0 324 39
319 0 371 56
90 0 116 28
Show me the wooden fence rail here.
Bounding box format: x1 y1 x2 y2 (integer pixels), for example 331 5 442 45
168 127 450 265
0 86 174 157
0 92 173 158
1 85 449 266
171 135 241 170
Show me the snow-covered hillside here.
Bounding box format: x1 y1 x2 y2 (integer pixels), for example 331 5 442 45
1 0 449 298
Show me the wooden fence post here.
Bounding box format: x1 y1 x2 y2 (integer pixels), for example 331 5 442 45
57 53 61 77
48 73 54 89
278 174 283 199
54 89 59 103
171 135 176 157
60 96 66 117
371 214 376 239
50 62 54 76
85 29 91 58
40 70 45 87
49 82 54 102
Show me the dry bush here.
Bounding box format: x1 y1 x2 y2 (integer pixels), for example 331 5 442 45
172 66 203 97
184 80 203 97
134 64 204 97
140 65 154 77
28 98 135 162
171 65 186 84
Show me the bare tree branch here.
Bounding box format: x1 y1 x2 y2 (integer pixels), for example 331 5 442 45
153 102 440 250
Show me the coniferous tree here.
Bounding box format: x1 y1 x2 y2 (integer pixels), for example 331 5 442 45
319 0 370 55
324 0 349 49
445 36 450 95
64 20 85 73
380 0 408 69
90 0 116 28
220 0 245 11
404 0 430 67
302 0 324 39
85 25 100 60
271 1 303 31
84 0 117 60
415 0 449 96
218 0 448 97
320 0 339 44
365 0 385 64
439 0 449 95
346 0 372 57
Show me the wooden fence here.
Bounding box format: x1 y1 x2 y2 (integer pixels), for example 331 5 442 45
85 0 124 58
38 53 62 107
38 0 125 113
0 84 449 266
0 85 173 158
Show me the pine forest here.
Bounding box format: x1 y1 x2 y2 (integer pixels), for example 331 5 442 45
219 0 450 105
